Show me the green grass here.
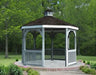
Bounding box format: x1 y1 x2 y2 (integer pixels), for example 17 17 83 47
0 54 21 66
77 55 96 63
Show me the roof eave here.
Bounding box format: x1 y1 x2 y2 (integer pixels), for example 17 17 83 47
21 25 79 30
42 25 79 30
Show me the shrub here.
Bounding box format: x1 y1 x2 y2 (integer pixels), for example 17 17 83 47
87 61 90 65
80 66 84 70
0 65 7 75
21 67 28 71
28 69 39 75
91 63 96 69
83 60 86 63
26 68 31 72
16 59 19 61
80 66 96 75
81 66 89 72
8 64 23 75
89 69 96 75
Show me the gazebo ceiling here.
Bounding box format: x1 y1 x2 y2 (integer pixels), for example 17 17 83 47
24 16 74 26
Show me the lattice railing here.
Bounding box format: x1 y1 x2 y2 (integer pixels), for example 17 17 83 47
68 50 76 64
24 50 42 65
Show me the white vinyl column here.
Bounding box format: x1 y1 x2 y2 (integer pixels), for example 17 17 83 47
42 28 45 66
65 28 69 67
66 29 77 66
22 29 26 65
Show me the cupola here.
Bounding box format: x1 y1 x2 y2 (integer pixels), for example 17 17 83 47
44 9 53 16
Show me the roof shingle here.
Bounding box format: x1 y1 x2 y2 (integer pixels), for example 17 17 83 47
24 16 73 26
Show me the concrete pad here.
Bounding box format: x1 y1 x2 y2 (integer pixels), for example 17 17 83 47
40 70 90 75
15 60 85 71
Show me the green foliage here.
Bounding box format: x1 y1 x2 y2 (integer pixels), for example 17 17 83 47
0 64 23 75
8 64 23 75
21 67 30 72
80 66 96 74
80 66 84 70
87 61 90 65
0 0 43 53
0 65 8 75
54 33 65 49
68 31 75 49
16 58 19 61
88 69 96 75
28 69 39 75
91 63 96 69
0 0 96 56
21 67 39 75
83 60 86 63
26 32 34 49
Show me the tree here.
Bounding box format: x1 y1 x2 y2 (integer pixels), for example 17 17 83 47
0 0 43 57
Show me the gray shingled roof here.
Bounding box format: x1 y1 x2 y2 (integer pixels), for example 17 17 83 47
24 16 74 26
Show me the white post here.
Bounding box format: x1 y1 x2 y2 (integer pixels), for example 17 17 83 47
42 28 45 66
74 30 77 62
74 31 76 50
65 28 68 67
22 29 26 65
24 33 26 51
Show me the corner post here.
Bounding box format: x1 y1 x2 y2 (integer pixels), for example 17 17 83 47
42 28 45 66
74 30 77 62
74 30 76 50
22 29 26 65
65 28 68 67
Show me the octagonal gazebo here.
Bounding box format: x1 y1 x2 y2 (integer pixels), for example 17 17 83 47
21 10 79 67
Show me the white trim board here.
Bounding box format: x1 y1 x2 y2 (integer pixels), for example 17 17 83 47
21 25 42 29
68 61 77 66
21 25 79 30
68 49 76 52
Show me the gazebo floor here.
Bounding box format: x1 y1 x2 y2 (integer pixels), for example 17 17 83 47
45 60 65 68
15 60 85 71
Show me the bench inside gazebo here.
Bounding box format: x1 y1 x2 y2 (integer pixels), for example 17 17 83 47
21 10 79 67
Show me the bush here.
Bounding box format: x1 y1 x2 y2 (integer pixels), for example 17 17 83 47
28 69 39 75
26 68 31 72
83 60 86 63
21 67 28 71
0 65 8 75
16 59 19 61
80 66 96 75
0 64 39 75
89 69 96 75
8 64 23 75
81 66 89 72
80 66 84 70
87 61 90 65
91 63 96 69
21 67 39 75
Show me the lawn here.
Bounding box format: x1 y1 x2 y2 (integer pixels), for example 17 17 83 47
0 54 21 66
0 54 96 66
77 55 96 64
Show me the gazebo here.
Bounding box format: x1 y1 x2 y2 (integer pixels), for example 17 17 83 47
21 10 79 67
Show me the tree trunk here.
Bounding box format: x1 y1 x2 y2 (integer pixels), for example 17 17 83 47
5 20 8 58
77 36 80 55
5 34 8 58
